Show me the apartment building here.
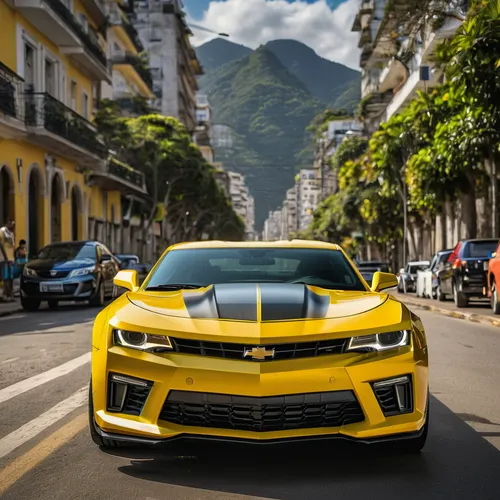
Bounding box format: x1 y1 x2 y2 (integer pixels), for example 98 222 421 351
227 170 255 238
352 0 466 131
296 169 321 232
314 118 364 197
194 92 214 163
129 0 203 131
263 210 282 241
0 0 146 257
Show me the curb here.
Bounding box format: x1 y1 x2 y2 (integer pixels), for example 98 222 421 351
398 297 500 329
0 306 23 318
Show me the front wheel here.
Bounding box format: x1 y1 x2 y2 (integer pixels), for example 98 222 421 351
89 280 105 307
491 281 500 315
21 296 41 312
88 381 118 449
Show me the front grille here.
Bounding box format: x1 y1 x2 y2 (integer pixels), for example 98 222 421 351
170 337 348 361
37 270 70 279
159 390 365 432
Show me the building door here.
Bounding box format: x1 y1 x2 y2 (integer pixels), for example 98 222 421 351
0 167 14 226
51 174 62 243
28 169 42 258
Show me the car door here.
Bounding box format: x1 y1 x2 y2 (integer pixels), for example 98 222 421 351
441 243 461 295
98 245 115 295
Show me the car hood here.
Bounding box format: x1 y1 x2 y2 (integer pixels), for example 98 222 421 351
27 259 95 271
110 284 409 343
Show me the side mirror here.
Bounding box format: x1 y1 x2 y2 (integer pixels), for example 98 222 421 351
371 271 398 293
488 251 497 259
113 270 139 292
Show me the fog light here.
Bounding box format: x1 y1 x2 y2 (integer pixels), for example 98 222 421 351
107 373 154 415
372 375 413 416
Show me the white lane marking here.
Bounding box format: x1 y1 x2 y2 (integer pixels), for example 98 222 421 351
0 315 25 322
0 352 90 405
1 357 20 365
0 386 87 460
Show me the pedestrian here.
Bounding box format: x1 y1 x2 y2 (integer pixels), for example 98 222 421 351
14 239 28 279
0 218 16 302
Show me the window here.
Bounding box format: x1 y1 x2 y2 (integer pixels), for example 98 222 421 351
70 81 77 110
463 240 498 258
45 58 56 96
77 13 89 33
82 91 89 119
24 43 35 89
145 248 366 291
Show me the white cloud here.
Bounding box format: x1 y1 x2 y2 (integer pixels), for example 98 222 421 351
187 0 361 69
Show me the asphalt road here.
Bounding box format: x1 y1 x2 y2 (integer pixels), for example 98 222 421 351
1 304 500 499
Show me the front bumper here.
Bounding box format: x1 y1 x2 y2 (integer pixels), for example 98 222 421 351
21 274 98 301
91 340 429 444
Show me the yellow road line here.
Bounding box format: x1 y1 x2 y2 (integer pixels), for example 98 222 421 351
0 411 87 496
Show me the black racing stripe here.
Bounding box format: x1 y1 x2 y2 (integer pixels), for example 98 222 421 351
260 283 308 321
303 286 330 318
183 286 219 319
260 284 330 321
213 283 258 321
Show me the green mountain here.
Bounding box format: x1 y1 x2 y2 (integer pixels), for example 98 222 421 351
195 38 361 229
196 38 253 71
264 39 361 108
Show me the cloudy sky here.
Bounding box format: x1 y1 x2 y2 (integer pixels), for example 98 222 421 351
184 0 361 69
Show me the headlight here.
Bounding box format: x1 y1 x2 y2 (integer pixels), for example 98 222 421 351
113 329 173 353
346 330 410 352
69 266 96 278
23 267 37 277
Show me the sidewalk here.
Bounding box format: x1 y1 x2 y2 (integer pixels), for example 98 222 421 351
393 292 500 329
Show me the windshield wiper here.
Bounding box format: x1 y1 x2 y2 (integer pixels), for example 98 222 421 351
145 284 205 291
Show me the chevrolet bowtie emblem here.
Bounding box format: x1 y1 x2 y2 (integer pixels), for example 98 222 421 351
50 270 57 276
243 346 275 361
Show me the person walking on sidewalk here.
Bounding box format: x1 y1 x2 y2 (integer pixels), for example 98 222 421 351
0 218 16 302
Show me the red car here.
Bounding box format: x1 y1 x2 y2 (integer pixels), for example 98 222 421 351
487 241 500 314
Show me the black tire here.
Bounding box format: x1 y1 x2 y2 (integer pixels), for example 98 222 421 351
48 299 58 308
491 280 500 315
394 395 430 453
453 282 468 308
437 284 446 302
21 297 41 312
89 280 105 307
88 380 118 449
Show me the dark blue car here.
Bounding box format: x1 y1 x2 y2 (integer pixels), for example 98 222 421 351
20 241 120 311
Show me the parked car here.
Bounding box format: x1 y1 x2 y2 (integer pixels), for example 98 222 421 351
20 241 120 311
397 261 430 293
356 261 391 286
430 249 453 300
439 238 499 307
486 241 500 314
114 254 152 285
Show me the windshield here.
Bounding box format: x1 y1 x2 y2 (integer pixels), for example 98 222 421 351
145 247 366 291
37 243 96 261
463 241 498 258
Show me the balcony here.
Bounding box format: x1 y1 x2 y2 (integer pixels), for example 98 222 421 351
22 92 107 168
81 0 106 27
109 11 144 54
88 158 147 196
421 17 463 63
378 57 406 93
15 0 109 81
0 62 27 139
111 51 153 93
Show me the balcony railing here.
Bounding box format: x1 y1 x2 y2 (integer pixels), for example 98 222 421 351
109 11 144 53
108 159 145 189
111 51 153 89
23 92 107 157
0 62 24 119
44 0 107 67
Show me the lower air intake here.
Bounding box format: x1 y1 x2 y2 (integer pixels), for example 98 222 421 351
371 375 413 416
159 390 365 432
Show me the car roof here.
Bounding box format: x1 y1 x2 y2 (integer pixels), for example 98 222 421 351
42 240 98 247
169 240 341 251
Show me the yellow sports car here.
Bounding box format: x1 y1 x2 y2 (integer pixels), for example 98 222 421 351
89 240 429 452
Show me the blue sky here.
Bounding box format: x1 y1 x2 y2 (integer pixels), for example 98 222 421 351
185 0 360 68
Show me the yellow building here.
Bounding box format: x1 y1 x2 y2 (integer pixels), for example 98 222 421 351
0 0 148 257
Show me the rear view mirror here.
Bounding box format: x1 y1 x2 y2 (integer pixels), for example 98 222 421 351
371 272 398 293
